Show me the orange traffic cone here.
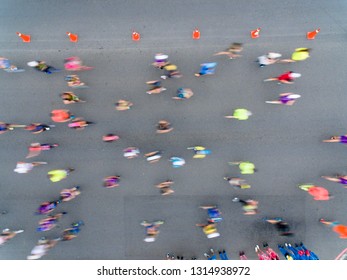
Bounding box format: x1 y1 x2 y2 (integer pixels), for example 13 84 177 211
250 28 261 39
306 28 320 40
132 31 140 41
66 32 78 42
16 32 31 43
192 28 200 40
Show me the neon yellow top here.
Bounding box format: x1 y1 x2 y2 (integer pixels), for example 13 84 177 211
233 109 251 120
239 162 255 174
47 169 67 182
291 48 309 61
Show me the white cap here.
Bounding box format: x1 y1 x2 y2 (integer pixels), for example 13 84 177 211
290 73 301 78
27 61 39 67
155 54 168 60
287 94 301 99
267 52 282 59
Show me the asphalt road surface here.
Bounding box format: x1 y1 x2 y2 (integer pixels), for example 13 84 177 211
1 0 347 260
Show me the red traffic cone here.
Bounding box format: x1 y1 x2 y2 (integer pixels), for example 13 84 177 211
16 32 31 43
306 28 320 40
192 28 200 40
66 32 78 42
132 31 140 41
250 28 261 39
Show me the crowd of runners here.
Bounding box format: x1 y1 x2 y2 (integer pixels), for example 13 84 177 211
0 43 344 260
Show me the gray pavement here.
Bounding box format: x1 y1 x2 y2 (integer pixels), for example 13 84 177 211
1 0 347 260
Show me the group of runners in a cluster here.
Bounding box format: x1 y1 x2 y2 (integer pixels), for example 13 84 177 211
0 44 344 260
0 57 92 259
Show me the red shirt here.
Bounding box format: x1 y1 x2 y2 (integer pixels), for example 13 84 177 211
278 72 293 81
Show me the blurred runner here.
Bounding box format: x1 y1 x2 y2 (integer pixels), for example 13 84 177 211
68 118 94 130
319 218 347 239
0 228 24 246
47 168 74 182
169 156 185 168
155 180 174 195
156 120 173 134
37 212 67 232
123 147 140 159
0 57 24 72
232 197 258 215
214 43 243 59
298 184 331 200
264 71 301 84
27 237 59 260
65 75 88 88
27 60 60 74
64 57 93 71
14 161 47 174
194 63 217 77
229 161 256 174
60 186 81 201
146 80 166 94
26 143 59 158
51 109 75 122
257 52 282 67
36 199 62 215
172 88 194 100
321 174 347 188
60 92 86 104
225 108 252 120
152 53 170 69
115 99 133 111
59 221 84 241
0 122 25 134
224 176 251 189
263 217 294 236
103 176 120 188
141 220 164 242
161 64 182 79
266 93 301 106
187 146 211 159
323 135 347 144
102 133 120 142
24 123 54 134
145 151 162 163
280 48 311 63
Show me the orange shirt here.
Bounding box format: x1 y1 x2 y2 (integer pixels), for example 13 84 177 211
333 225 347 238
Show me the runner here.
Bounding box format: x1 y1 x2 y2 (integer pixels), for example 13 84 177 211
26 142 59 158
0 228 24 246
265 93 301 106
51 109 75 122
229 161 256 174
194 63 217 77
319 219 347 239
60 186 81 201
123 147 140 159
155 180 175 196
115 99 133 111
14 161 47 174
225 108 252 120
156 120 173 134
322 135 347 144
232 197 258 215
321 175 347 188
214 43 243 59
298 184 331 200
264 71 301 84
103 176 121 188
47 168 74 182
60 92 86 104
